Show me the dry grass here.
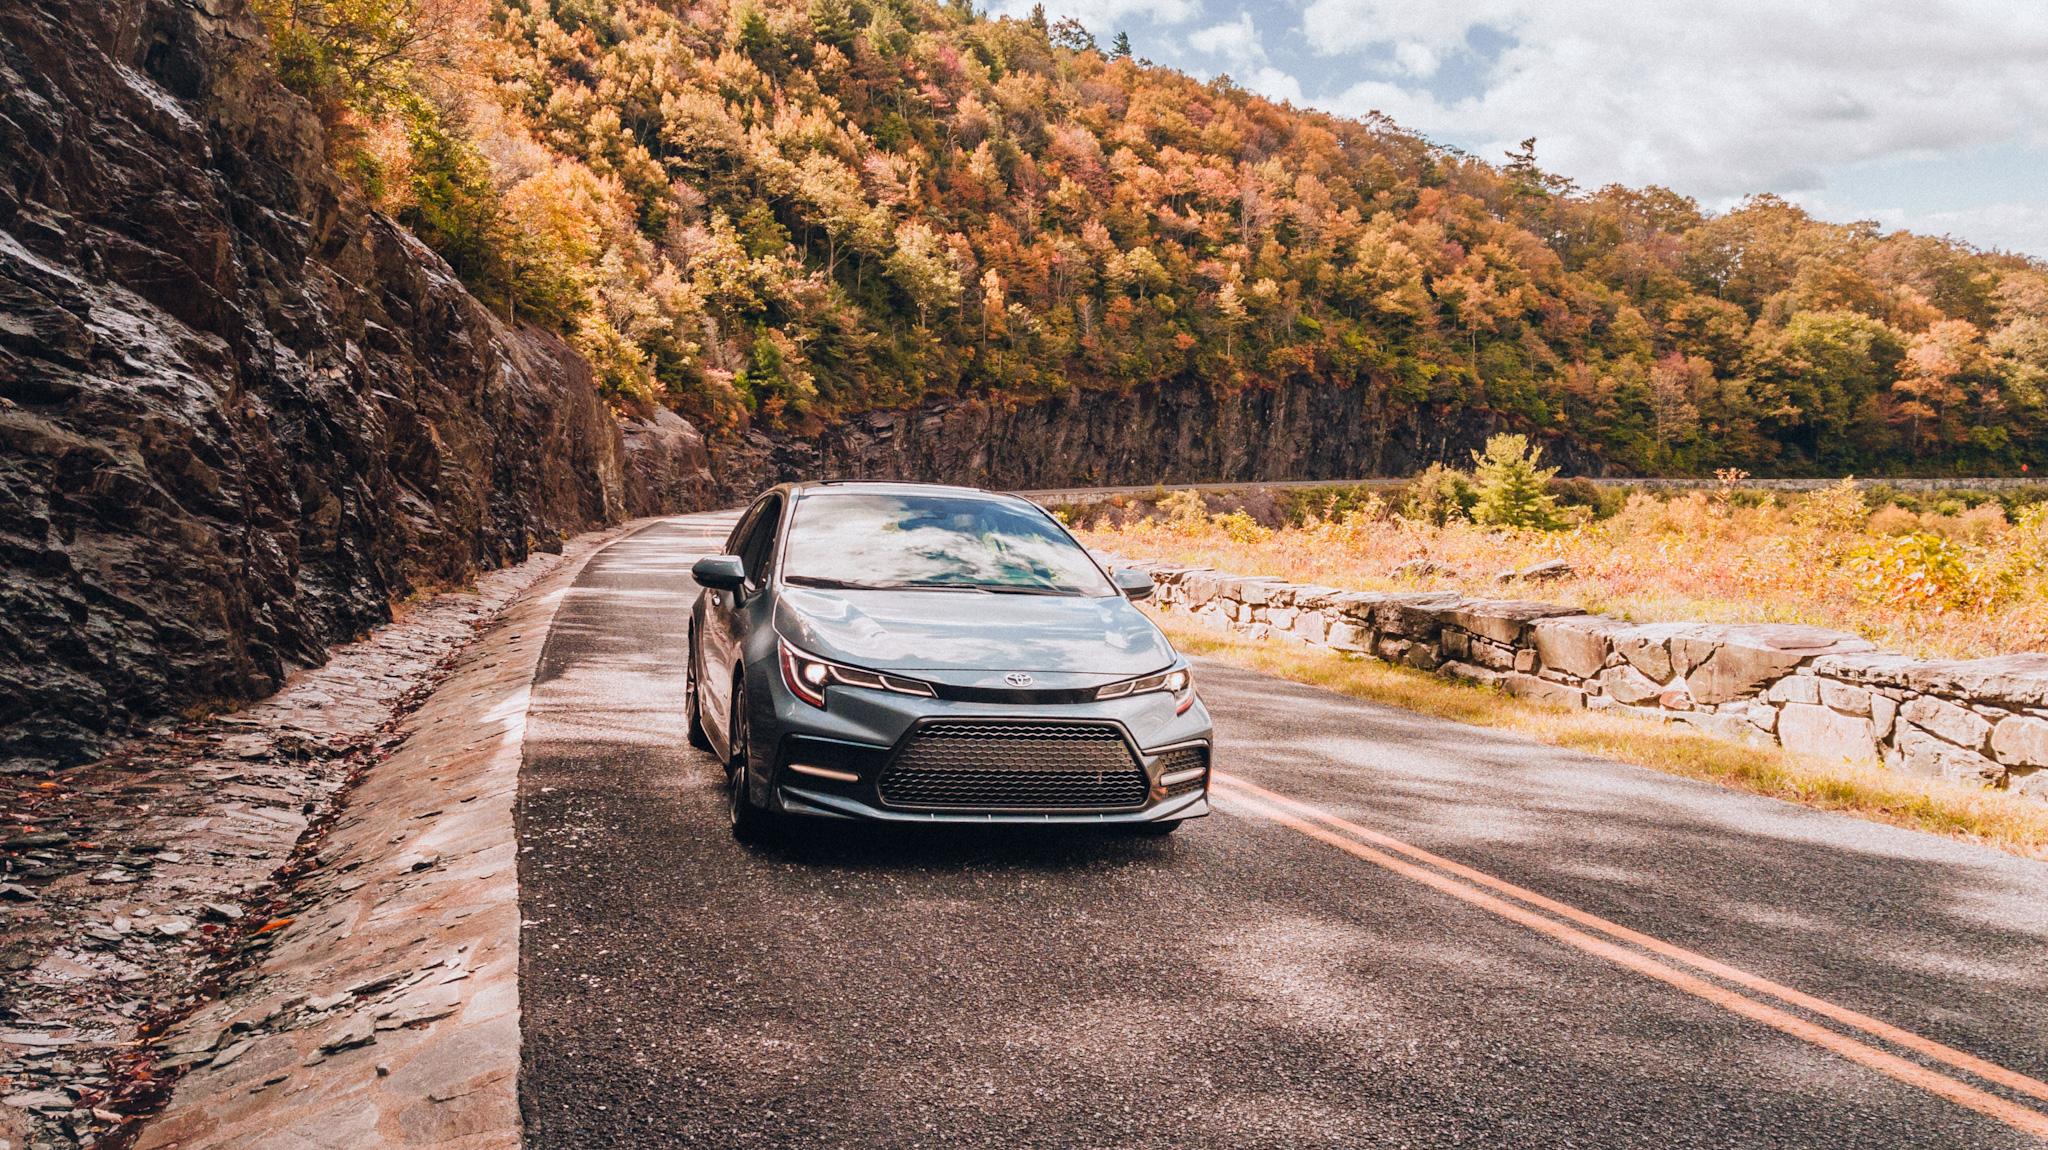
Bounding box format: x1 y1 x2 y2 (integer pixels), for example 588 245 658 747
1075 482 2048 661
1157 612 2048 860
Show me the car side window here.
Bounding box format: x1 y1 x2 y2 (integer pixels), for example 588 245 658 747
738 496 782 586
724 503 760 556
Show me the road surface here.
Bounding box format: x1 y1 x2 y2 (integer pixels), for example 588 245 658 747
517 513 2048 1148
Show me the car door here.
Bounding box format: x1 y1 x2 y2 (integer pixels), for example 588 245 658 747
702 493 782 750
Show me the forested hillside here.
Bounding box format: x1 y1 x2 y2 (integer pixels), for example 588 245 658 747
261 0 2047 474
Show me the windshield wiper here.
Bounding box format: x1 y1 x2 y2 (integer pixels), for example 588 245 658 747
900 581 1078 596
784 575 904 591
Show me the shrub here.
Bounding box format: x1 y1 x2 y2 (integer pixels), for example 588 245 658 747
1469 434 1565 531
1791 477 1868 536
1157 489 1209 529
1849 532 1990 613
1866 505 1921 536
1548 476 1627 520
1402 463 1475 525
1960 503 2009 539
1211 510 1270 544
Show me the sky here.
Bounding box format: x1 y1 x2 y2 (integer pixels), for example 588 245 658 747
993 0 2048 259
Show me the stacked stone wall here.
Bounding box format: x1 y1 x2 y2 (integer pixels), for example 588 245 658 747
1129 561 2048 798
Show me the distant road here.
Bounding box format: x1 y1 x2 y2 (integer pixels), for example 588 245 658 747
1021 475 2046 507
517 513 2048 1149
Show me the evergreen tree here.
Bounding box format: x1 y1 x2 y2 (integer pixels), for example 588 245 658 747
1111 30 1131 58
1470 434 1565 530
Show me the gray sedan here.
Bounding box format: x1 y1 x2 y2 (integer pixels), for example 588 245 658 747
687 481 1213 840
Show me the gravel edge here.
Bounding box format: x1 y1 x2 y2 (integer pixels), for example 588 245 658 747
130 520 658 1149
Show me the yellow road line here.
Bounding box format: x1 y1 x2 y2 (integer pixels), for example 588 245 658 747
1211 775 2048 1141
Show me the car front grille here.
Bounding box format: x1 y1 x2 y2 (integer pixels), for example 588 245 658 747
879 722 1148 810
1155 745 1209 797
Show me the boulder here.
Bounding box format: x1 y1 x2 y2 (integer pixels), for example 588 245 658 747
1871 693 1899 741
1899 696 1993 751
1441 661 1503 687
1531 616 1630 680
1611 625 1684 682
1989 715 2048 768
1895 725 2003 784
1495 558 1574 583
1777 704 1877 764
1818 680 1871 716
1767 676 1820 705
1443 600 1579 645
1504 673 1586 709
1682 624 1872 706
1389 558 1457 579
1374 593 1467 639
1324 621 1370 652
1896 654 2048 708
1600 663 1664 706
1290 611 1329 645
1816 652 2048 708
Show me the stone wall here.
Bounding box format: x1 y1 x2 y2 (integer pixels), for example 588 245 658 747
1131 562 2048 799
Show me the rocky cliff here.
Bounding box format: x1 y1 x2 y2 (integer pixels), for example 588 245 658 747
718 380 1599 503
0 0 707 767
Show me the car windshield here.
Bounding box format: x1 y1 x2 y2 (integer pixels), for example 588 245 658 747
781 492 1114 596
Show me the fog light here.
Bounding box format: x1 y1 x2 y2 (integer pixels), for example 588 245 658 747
787 762 860 783
1159 766 1207 788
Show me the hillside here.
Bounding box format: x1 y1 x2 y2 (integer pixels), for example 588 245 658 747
266 0 2048 476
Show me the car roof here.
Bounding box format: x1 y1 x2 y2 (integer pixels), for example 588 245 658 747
787 480 1028 503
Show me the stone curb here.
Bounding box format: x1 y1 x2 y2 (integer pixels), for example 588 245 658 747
134 519 664 1149
1110 556 2048 799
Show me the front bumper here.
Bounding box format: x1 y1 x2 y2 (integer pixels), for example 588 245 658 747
758 682 1214 825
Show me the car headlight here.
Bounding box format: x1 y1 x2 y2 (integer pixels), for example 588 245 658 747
1096 666 1197 713
779 641 936 709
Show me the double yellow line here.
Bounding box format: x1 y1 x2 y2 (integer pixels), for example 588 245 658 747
1210 771 2048 1141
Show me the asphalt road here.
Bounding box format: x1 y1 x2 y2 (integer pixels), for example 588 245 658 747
517 514 2048 1149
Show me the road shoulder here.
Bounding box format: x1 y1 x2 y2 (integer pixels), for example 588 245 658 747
132 521 654 1150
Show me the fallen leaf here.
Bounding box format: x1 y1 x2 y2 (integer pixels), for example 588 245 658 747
256 918 294 934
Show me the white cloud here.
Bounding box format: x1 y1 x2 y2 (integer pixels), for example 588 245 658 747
1795 195 2048 258
1185 11 1305 103
1188 11 1261 60
1301 0 2048 226
993 0 1203 28
1391 42 1439 79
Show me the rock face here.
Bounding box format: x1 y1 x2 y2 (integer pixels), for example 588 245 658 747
0 0 708 766
718 385 1603 503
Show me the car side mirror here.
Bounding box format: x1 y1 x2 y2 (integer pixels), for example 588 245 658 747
692 555 747 592
1112 567 1155 600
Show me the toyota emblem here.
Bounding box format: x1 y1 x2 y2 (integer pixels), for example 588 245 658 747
1005 672 1034 687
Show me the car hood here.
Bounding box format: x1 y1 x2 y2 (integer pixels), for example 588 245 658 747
775 587 1175 679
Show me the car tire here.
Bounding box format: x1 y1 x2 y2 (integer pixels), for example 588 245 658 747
1129 820 1183 837
726 679 776 844
685 626 711 751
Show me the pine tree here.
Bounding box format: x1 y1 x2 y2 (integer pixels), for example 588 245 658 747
1111 30 1131 58
1470 434 1564 530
